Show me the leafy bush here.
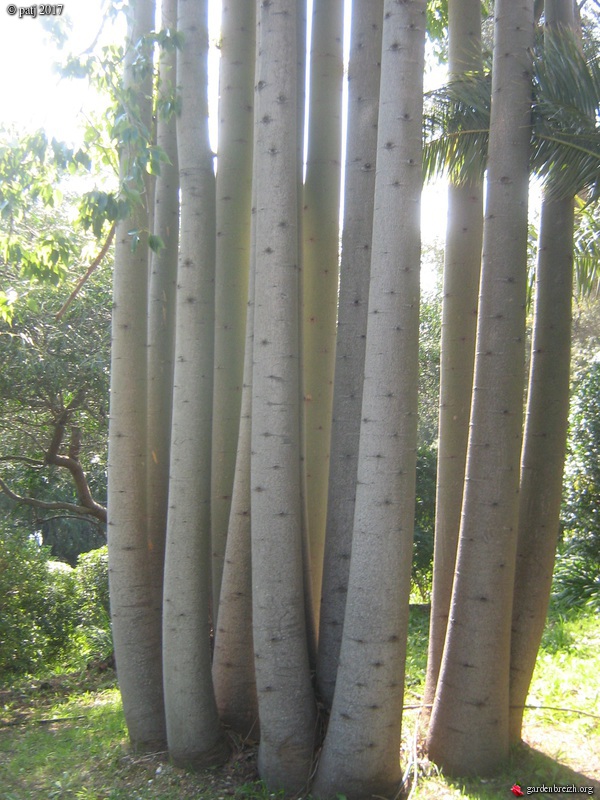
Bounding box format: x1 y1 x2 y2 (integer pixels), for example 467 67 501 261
555 358 600 611
0 521 112 676
71 545 112 666
0 523 77 675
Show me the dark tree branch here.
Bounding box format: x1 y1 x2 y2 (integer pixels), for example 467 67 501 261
1 403 107 524
0 476 106 523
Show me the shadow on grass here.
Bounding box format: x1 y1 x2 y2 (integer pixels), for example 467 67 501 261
439 743 600 799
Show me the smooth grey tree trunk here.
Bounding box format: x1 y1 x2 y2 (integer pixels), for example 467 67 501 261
316 0 383 708
427 0 535 776
301 0 343 631
250 0 317 791
211 0 255 620
509 196 574 742
509 0 576 744
213 173 259 741
107 0 166 752
423 0 483 713
162 0 228 769
146 0 179 658
313 2 426 796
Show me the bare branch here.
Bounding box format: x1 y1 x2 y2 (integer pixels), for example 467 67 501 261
55 222 116 322
0 476 106 523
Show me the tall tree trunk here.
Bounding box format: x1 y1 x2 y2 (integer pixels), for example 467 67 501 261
316 0 383 709
250 0 317 791
427 0 534 776
162 0 228 768
423 0 483 712
213 178 259 741
107 0 166 752
509 196 574 743
146 0 179 658
301 0 343 631
211 0 255 619
313 2 426 796
509 0 576 744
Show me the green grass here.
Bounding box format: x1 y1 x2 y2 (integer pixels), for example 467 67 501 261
0 606 598 800
404 606 600 799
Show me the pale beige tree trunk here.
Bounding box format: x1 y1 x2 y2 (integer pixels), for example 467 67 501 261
301 0 343 630
509 196 574 742
161 0 228 768
213 186 259 741
107 0 166 752
423 0 483 712
250 0 317 790
509 0 576 743
316 0 383 708
146 0 179 648
427 0 535 776
312 2 426 796
211 0 255 619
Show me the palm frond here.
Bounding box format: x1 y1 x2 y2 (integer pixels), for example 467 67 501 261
423 26 600 200
531 27 600 200
423 72 490 185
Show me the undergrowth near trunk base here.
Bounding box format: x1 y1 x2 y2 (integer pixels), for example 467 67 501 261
0 606 597 800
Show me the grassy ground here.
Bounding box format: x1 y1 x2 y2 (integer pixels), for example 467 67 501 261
0 606 598 800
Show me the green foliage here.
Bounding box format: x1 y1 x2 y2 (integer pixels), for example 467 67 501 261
0 129 93 322
411 295 442 600
71 545 112 666
0 523 77 676
532 28 600 202
41 517 106 567
426 0 448 63
573 199 600 297
0 522 111 677
0 165 110 536
423 26 600 201
0 266 110 525
418 294 442 447
413 445 436 601
555 359 600 611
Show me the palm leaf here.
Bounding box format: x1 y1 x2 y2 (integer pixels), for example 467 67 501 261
423 26 600 200
531 27 600 200
423 71 490 185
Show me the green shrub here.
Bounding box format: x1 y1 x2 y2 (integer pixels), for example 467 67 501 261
0 524 77 676
72 545 113 665
555 358 600 611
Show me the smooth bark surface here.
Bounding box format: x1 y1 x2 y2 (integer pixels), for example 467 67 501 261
162 0 228 768
313 2 426 796
424 0 483 712
317 0 383 708
250 0 317 791
301 0 343 629
107 0 166 752
146 0 179 644
509 0 576 744
509 196 573 742
211 0 255 619
427 0 534 776
213 185 259 741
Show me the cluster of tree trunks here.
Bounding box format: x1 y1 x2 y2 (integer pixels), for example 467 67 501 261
107 0 583 796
